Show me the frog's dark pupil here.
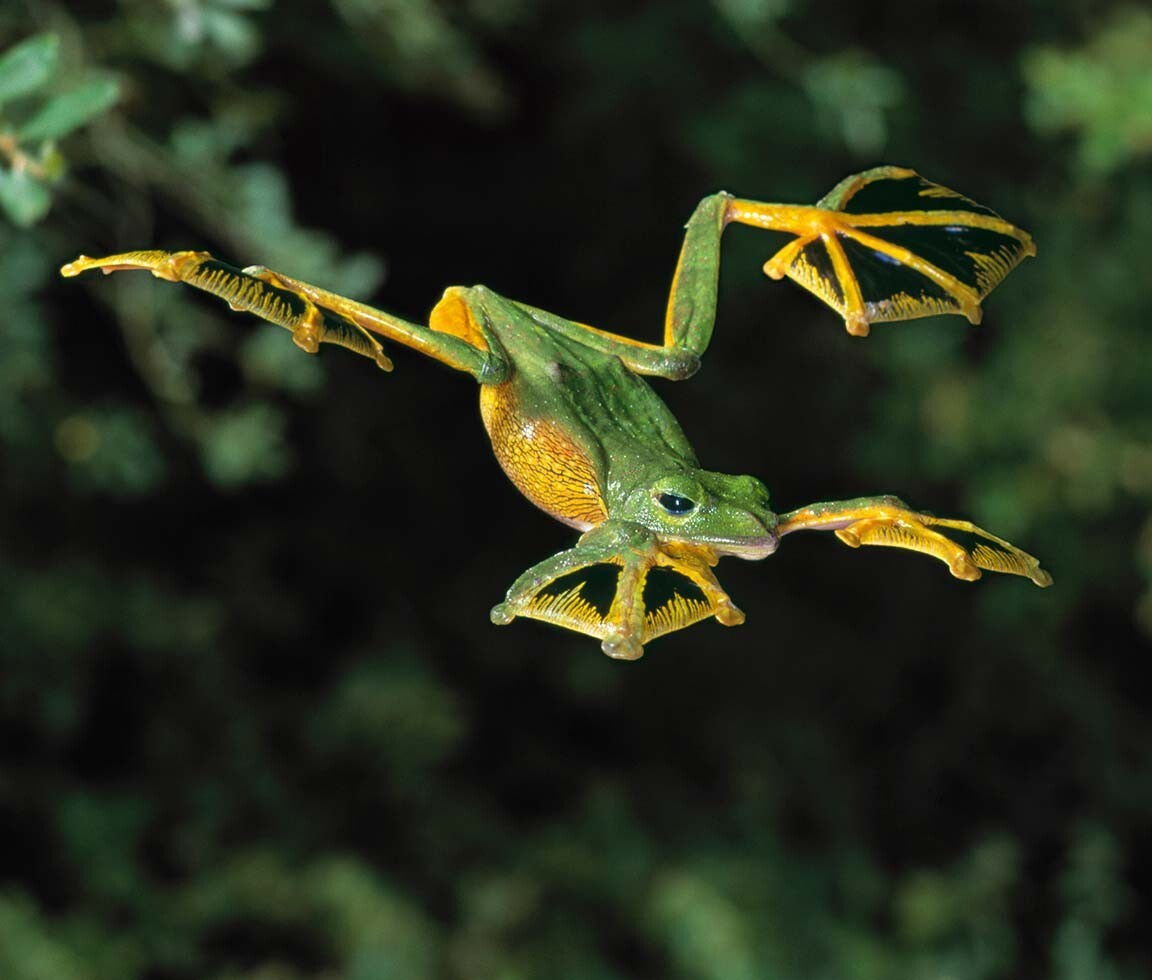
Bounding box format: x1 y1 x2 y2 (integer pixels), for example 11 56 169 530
658 493 696 514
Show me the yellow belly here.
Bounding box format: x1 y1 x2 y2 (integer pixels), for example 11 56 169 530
479 383 608 529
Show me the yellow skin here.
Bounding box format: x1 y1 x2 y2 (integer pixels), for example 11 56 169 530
61 166 1051 660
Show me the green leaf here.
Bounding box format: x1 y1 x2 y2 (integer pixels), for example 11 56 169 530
0 34 59 105
18 77 119 142
1023 7 1152 175
198 402 291 486
0 166 52 226
202 9 261 63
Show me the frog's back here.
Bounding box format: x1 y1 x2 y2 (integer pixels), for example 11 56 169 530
443 286 694 530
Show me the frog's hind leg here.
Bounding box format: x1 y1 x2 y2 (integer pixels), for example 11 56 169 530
776 494 1052 586
509 301 704 381
663 165 1035 353
514 168 1032 379
60 251 505 381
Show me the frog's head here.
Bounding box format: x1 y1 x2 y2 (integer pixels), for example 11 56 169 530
621 468 778 559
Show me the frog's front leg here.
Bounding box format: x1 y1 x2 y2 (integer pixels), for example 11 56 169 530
776 495 1052 586
491 521 744 660
491 522 655 660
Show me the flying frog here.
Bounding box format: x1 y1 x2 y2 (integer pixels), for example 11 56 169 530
61 165 1051 660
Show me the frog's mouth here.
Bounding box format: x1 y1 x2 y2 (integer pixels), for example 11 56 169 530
704 532 780 561
668 514 779 561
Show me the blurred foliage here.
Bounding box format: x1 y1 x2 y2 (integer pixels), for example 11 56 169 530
0 33 118 226
1023 6 1152 176
1 1 1150 978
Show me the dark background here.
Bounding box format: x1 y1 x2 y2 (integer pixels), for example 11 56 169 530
1 1 1150 977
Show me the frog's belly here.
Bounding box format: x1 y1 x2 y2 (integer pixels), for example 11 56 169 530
479 382 608 530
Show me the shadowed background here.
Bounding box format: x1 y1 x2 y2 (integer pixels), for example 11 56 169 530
1 1 1150 977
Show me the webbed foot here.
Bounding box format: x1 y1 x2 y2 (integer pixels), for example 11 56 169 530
243 265 393 370
61 250 399 371
728 167 1035 337
61 250 211 282
777 495 1052 587
491 521 745 658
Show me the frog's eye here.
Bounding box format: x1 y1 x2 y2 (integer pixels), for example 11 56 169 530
657 492 697 515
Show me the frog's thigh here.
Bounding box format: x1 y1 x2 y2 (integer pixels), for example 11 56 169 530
564 322 701 380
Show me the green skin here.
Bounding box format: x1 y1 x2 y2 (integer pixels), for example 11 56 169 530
471 286 780 552
60 167 1050 660
471 284 783 660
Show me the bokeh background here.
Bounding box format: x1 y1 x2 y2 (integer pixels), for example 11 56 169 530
1 1 1150 977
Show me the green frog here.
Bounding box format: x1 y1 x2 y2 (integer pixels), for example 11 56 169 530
62 165 1050 660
